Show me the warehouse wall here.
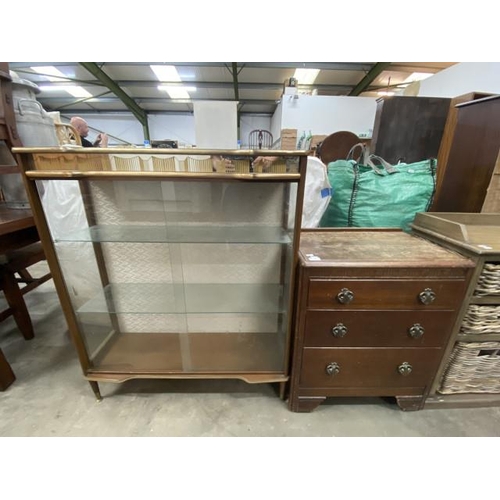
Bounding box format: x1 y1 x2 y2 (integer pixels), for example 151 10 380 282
61 112 271 148
273 95 378 140
410 62 500 98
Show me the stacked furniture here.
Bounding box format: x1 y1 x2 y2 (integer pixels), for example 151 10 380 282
288 229 474 412
370 95 451 164
0 62 51 388
431 95 500 213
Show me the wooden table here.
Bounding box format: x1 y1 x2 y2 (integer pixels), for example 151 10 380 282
0 204 39 254
0 203 40 390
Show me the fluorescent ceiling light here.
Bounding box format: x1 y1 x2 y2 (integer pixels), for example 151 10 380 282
293 68 320 85
403 72 433 84
31 65 68 82
39 85 92 98
377 91 395 96
150 65 182 82
152 65 196 100
32 66 92 98
157 86 196 99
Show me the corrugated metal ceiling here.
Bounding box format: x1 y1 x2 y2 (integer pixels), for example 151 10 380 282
8 61 456 116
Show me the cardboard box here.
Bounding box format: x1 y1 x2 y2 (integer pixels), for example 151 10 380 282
280 128 298 150
281 128 297 138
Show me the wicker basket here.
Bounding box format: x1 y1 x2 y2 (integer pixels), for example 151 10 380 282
473 263 500 297
34 153 111 171
438 341 500 394
460 305 500 335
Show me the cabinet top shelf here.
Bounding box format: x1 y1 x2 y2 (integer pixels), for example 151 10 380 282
16 148 307 178
13 147 310 156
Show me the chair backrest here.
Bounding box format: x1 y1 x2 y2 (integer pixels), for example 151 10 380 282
318 131 360 165
55 123 82 146
248 129 273 149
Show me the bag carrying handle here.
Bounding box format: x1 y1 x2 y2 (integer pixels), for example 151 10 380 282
366 154 398 174
346 143 369 163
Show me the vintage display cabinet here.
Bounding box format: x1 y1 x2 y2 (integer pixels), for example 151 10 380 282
15 147 308 400
288 229 474 412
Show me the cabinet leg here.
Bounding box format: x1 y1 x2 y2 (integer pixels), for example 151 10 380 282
396 395 424 411
89 381 102 402
278 381 287 400
289 396 326 413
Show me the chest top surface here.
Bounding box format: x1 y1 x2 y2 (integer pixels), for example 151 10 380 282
299 230 474 269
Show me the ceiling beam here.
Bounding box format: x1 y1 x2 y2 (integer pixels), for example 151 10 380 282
348 62 392 96
57 109 275 117
79 62 150 140
11 61 372 72
32 79 353 92
229 63 241 133
38 97 279 105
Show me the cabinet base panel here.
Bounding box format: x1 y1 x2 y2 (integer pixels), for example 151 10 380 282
85 372 288 384
288 388 427 412
425 393 500 409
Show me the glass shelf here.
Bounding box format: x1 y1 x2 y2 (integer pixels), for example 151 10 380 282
55 225 293 244
77 283 285 315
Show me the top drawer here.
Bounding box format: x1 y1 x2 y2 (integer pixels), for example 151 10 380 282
307 279 466 310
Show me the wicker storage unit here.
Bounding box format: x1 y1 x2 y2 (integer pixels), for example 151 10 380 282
411 213 500 408
474 263 500 297
439 342 500 393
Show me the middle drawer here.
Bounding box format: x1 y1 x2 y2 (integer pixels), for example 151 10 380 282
304 310 457 347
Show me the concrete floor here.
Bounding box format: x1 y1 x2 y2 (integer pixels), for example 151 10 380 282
1 261 500 437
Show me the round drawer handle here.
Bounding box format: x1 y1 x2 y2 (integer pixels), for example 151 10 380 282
337 288 354 304
326 362 340 376
331 323 348 338
408 323 425 339
398 362 413 376
418 288 436 305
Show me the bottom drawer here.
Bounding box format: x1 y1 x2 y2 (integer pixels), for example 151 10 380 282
300 348 442 388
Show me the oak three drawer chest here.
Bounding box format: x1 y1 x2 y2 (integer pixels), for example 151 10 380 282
288 229 474 412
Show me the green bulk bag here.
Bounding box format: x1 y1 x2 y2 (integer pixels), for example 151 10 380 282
319 145 437 231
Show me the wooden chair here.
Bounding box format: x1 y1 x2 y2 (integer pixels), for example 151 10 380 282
317 131 361 165
248 129 273 149
0 242 52 341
